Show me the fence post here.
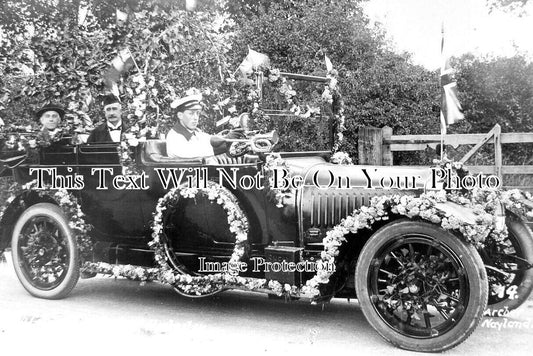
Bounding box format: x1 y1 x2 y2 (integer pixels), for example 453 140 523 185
382 126 393 166
358 126 383 165
494 124 502 179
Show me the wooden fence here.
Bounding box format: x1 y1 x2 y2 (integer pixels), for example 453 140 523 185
358 124 533 191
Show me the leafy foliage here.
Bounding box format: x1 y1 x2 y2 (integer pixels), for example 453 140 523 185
0 0 531 167
231 0 440 156
486 0 530 14
454 53 533 165
0 0 235 135
455 54 533 134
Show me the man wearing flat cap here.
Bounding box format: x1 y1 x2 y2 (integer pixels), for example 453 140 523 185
86 94 126 143
166 93 218 159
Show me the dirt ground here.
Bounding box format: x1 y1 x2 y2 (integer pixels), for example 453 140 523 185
1 252 532 356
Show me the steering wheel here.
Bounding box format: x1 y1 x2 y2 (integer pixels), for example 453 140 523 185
227 141 250 158
217 128 247 139
215 129 249 158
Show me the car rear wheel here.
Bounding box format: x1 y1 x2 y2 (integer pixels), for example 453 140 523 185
355 220 487 352
11 203 80 299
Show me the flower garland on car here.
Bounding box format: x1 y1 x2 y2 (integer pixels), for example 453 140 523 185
76 171 533 300
150 181 249 267
301 190 509 297
81 181 312 298
432 157 533 220
150 181 270 296
0 180 93 263
323 68 346 152
263 153 294 208
0 108 90 158
330 151 353 165
110 57 347 174
0 125 74 163
247 66 346 150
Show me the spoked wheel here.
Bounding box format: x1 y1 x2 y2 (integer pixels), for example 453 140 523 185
483 214 533 314
11 203 79 299
355 220 487 352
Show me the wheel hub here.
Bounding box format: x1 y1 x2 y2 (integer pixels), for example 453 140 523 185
19 216 68 288
370 236 468 338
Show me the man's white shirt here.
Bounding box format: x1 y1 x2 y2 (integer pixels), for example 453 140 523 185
107 121 122 142
166 128 214 158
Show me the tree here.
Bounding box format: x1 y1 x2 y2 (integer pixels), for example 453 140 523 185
453 53 533 165
0 0 234 134
230 0 439 156
487 0 530 14
455 54 533 134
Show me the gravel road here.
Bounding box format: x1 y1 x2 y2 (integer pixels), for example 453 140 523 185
1 252 532 356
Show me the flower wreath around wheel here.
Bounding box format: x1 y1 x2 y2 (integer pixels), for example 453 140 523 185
150 181 252 297
82 180 304 297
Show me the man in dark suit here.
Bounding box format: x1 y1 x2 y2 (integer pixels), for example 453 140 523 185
86 95 127 143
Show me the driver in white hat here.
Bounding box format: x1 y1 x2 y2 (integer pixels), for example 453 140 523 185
166 93 216 159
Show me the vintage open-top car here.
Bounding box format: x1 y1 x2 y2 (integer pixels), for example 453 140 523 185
1 128 532 352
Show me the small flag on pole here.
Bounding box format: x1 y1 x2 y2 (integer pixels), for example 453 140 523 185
440 26 464 134
78 5 89 26
104 47 136 97
116 9 128 24
237 47 270 78
185 0 198 11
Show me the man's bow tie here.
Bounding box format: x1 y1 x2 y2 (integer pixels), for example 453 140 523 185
108 126 121 131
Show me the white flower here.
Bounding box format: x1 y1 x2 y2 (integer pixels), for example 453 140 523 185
127 137 139 147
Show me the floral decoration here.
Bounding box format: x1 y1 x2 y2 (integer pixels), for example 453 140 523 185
301 190 509 297
149 180 251 296
0 179 93 263
0 126 72 163
85 152 533 301
0 109 91 160
263 153 295 208
81 181 312 298
330 151 353 165
324 68 346 152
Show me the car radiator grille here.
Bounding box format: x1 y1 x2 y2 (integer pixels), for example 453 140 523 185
300 188 417 242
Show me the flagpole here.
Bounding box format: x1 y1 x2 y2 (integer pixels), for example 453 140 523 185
440 113 445 160
126 47 142 74
440 22 445 161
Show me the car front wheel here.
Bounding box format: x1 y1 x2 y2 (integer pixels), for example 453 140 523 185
355 220 487 352
484 214 533 314
11 203 80 299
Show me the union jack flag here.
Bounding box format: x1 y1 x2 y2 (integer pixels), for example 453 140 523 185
440 28 464 134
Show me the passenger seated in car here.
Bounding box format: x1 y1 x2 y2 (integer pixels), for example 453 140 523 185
166 93 228 160
36 103 66 140
86 94 127 143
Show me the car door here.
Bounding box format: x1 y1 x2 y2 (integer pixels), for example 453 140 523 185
77 143 146 241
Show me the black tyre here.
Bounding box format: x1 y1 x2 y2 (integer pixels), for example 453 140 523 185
355 220 488 352
483 214 533 315
11 203 80 299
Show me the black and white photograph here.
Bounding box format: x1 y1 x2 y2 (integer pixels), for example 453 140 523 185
1 0 532 355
